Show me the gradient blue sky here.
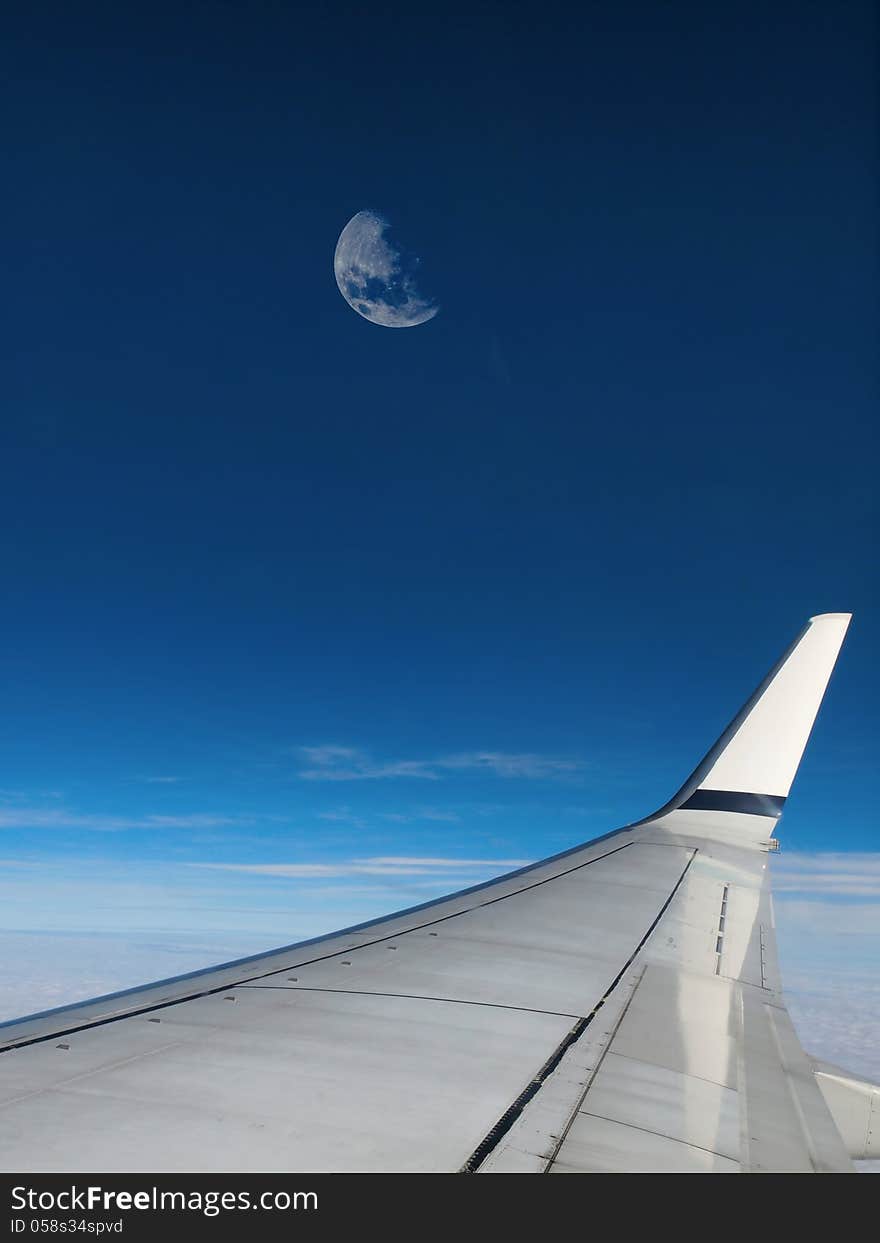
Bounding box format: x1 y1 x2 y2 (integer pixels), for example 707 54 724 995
1 2 877 1086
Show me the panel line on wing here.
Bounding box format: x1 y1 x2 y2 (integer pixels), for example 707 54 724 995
0 840 637 1055
240 985 582 1020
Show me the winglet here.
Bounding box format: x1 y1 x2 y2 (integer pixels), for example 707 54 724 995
661 614 851 820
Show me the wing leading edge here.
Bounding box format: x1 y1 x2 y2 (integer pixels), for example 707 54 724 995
0 614 855 1172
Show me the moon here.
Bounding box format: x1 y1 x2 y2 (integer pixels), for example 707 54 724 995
333 210 439 328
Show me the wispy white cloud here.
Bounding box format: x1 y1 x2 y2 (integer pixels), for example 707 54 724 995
298 745 583 782
137 776 183 785
775 898 880 936
317 807 367 828
191 855 531 879
0 808 250 832
316 804 461 828
146 814 250 829
379 807 461 824
0 789 63 801
438 753 583 778
368 856 527 867
773 852 880 899
299 746 438 781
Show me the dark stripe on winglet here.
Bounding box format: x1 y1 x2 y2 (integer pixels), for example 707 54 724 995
680 789 786 817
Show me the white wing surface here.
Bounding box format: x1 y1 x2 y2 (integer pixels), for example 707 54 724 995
0 615 858 1172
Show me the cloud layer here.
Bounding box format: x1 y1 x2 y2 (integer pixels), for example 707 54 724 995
773 852 880 899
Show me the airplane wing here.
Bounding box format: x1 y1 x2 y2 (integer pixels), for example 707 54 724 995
1 613 869 1173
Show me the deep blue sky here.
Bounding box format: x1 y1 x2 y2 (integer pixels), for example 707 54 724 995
1 2 876 972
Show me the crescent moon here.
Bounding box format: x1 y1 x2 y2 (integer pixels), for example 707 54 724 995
333 210 439 328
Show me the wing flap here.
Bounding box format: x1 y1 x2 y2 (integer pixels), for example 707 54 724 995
481 843 853 1173
0 840 692 1172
